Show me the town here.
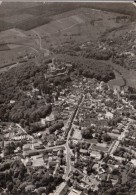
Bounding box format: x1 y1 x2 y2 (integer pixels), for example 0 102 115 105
0 2 136 195
0 67 136 194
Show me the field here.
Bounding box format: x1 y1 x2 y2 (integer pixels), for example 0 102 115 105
91 144 109 152
108 70 125 88
0 28 28 45
111 63 136 89
28 7 131 55
0 2 134 32
0 47 36 68
0 2 136 89
33 7 129 41
0 3 94 31
73 129 82 140
2 14 34 24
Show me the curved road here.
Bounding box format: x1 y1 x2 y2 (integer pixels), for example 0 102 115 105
32 30 50 57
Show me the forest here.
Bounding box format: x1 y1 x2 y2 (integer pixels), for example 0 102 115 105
0 159 63 195
56 54 115 82
0 58 74 134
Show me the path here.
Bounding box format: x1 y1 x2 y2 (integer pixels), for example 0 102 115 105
10 28 27 38
9 43 39 54
32 30 50 56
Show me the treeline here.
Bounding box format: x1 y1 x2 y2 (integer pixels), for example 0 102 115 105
54 41 115 82
54 40 113 61
56 54 115 82
0 20 12 32
49 121 64 134
82 47 112 61
84 3 136 19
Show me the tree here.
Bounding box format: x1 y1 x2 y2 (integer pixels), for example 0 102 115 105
81 127 93 139
49 121 64 134
103 134 111 142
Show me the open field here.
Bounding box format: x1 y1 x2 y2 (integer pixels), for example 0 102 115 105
0 47 36 68
91 144 109 152
111 63 136 89
0 3 97 31
0 29 28 45
108 70 125 88
2 14 34 24
31 7 130 51
73 129 82 140
0 2 135 32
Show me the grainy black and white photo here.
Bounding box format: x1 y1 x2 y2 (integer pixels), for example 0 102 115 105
0 1 136 195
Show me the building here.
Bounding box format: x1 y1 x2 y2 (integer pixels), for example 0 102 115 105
113 85 120 95
90 151 102 160
80 149 88 155
54 182 68 195
23 144 32 151
105 112 113 119
68 189 86 195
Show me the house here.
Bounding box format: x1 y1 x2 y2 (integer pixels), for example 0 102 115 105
108 132 119 139
31 154 45 167
23 144 32 151
14 147 21 153
10 100 15 104
112 129 120 134
56 140 65 145
24 150 39 157
26 159 32 166
80 149 88 155
109 174 118 186
33 142 45 150
90 151 102 160
98 173 107 181
92 163 99 172
45 113 55 122
113 85 120 95
49 161 57 167
105 112 113 119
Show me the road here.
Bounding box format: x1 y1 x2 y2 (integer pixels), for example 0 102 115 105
32 30 50 57
110 140 120 155
64 94 85 180
109 121 130 156
16 123 33 140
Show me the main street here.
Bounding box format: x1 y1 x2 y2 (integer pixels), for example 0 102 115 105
64 94 85 180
